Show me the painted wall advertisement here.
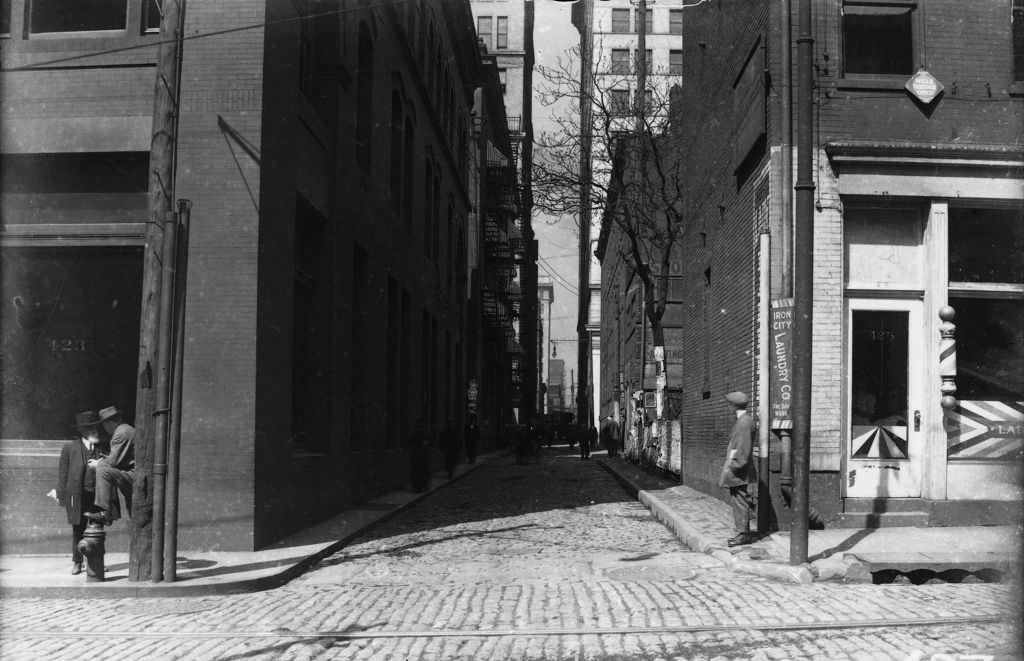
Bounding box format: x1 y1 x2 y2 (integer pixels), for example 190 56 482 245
770 299 793 430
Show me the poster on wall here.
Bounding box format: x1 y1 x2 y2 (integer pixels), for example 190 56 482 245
770 299 793 430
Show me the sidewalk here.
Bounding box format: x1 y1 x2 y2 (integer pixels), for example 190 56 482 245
0 452 504 599
598 456 1022 584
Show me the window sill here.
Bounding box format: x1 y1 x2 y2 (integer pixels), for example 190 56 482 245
1010 82 1024 97
836 76 909 91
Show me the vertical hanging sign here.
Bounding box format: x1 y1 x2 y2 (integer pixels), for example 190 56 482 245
770 299 794 429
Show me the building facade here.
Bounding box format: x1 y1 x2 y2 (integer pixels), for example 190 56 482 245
599 0 1023 527
1 0 519 553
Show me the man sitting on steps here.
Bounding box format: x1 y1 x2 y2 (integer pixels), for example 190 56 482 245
84 406 136 526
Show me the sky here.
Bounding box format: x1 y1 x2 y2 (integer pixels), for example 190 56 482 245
532 0 581 393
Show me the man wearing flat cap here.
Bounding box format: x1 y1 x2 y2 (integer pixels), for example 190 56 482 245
718 391 755 547
84 406 136 526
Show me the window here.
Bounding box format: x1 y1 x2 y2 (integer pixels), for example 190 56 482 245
496 16 508 49
610 89 630 115
1014 0 1024 81
842 1 915 76
611 49 629 75
669 9 683 34
478 16 492 50
30 0 127 33
0 0 9 35
636 89 653 113
947 206 1024 460
143 0 161 32
670 50 683 76
634 48 653 75
634 7 653 34
611 8 629 33
498 68 507 94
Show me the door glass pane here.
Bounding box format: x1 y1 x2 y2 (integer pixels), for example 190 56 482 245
851 310 909 459
1 247 143 439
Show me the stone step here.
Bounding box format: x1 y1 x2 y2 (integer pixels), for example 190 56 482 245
842 498 928 513
834 511 930 528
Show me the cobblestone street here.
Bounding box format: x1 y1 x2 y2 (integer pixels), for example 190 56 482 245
1 448 1018 660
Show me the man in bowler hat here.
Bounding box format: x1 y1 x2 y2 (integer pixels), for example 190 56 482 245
56 411 106 575
718 391 755 547
85 406 136 525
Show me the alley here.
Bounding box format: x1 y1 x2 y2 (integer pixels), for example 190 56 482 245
0 448 1017 660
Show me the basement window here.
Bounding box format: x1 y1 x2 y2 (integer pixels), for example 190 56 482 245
29 0 127 34
841 2 916 77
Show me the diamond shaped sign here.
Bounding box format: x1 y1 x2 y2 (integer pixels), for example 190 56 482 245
905 69 944 105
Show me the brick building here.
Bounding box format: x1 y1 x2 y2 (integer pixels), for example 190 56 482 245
1 0 520 553
599 0 1022 527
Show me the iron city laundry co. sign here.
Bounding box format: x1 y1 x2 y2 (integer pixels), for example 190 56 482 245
770 299 794 430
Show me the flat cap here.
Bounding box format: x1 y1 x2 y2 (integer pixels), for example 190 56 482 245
725 391 749 408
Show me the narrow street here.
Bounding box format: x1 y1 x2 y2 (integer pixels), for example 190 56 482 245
1 448 1016 660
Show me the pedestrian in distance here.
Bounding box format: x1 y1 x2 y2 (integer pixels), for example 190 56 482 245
463 419 479 465
579 423 593 460
54 411 107 575
718 391 756 547
84 406 135 526
438 419 461 479
409 419 431 492
599 415 621 458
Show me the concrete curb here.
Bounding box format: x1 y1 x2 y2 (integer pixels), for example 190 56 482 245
0 452 507 599
598 459 816 584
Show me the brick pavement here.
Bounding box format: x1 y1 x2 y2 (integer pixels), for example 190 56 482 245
1 448 1019 660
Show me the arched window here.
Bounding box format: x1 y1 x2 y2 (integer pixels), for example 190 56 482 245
356 23 374 171
390 91 403 210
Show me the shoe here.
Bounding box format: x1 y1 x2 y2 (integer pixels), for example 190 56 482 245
727 533 753 547
71 562 83 575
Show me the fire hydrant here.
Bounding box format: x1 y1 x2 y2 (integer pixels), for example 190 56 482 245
76 521 106 582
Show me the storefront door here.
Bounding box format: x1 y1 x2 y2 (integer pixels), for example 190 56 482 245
846 299 924 498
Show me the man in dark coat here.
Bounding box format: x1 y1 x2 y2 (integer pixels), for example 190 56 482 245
599 415 621 457
463 420 479 465
718 391 755 547
85 405 135 525
57 411 106 575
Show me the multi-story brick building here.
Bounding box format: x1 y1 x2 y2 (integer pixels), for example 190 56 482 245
599 0 1023 527
0 0 519 553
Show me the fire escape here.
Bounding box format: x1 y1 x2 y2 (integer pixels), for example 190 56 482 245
481 133 524 395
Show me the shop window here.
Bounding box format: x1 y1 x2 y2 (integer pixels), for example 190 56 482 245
611 49 629 75
611 8 629 33
842 1 915 76
843 207 922 288
949 207 1024 285
29 0 127 33
1 247 142 440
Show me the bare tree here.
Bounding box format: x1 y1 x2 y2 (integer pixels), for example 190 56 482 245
533 44 685 416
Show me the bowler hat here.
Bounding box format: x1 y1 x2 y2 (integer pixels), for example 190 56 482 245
73 411 102 431
98 406 120 422
725 391 749 408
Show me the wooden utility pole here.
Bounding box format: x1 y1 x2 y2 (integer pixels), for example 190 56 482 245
576 0 594 429
131 0 185 582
